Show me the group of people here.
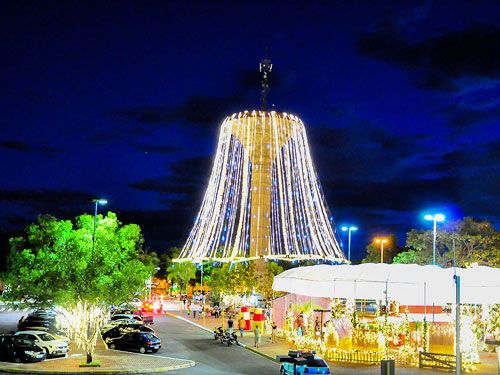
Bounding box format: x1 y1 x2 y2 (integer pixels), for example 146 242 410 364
295 314 322 339
225 316 277 348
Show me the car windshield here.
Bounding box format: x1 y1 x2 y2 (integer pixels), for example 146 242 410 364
38 333 56 341
144 333 157 340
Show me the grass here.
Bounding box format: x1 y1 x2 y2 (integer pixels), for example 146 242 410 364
79 360 101 367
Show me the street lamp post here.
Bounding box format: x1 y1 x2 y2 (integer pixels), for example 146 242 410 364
341 226 358 262
91 199 107 260
424 214 445 265
375 238 388 263
148 267 161 300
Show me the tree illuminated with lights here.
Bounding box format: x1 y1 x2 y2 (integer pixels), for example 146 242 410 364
1 212 152 364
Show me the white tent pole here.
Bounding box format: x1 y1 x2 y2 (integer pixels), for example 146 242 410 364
455 274 461 375
424 282 427 320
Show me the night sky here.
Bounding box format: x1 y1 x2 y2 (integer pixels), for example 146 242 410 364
1 1 499 261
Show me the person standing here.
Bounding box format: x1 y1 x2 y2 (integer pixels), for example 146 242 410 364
227 316 234 334
254 324 261 348
314 316 321 339
239 316 246 337
193 303 197 319
271 321 277 343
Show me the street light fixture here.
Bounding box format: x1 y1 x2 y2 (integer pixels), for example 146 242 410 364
91 198 107 260
341 225 358 262
424 213 445 265
375 238 388 263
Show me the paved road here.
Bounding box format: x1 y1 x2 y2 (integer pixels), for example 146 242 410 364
0 310 279 375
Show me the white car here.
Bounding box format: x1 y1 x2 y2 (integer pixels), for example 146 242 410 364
15 330 69 357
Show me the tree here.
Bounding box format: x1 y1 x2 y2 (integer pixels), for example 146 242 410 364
1 212 152 364
258 261 284 300
403 217 499 267
204 262 256 301
167 262 196 294
362 234 400 263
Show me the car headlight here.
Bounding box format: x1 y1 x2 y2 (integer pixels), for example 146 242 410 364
24 350 36 356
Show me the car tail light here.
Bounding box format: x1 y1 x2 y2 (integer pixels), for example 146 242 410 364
147 341 152 345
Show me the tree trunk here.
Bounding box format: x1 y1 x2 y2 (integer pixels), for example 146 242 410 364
86 351 92 364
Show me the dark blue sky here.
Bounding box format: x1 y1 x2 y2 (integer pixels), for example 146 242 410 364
1 1 499 261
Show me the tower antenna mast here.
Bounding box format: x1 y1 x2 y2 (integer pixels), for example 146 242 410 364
259 53 272 110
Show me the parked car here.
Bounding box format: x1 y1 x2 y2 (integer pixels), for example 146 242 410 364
106 331 161 353
18 315 58 331
15 331 69 358
110 313 144 323
19 326 70 343
101 318 143 333
102 323 155 342
0 334 46 363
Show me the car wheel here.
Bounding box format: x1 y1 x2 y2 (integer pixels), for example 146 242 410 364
280 365 285 375
44 348 50 358
14 357 21 364
139 347 146 354
109 343 116 350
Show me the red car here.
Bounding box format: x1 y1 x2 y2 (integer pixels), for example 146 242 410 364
141 300 162 314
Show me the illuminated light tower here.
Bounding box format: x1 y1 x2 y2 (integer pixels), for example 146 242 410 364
375 237 388 263
341 225 358 262
424 213 445 265
176 61 346 273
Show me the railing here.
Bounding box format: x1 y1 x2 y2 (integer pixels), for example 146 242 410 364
419 351 457 372
325 349 383 364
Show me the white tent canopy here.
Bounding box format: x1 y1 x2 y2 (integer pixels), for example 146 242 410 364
272 263 500 305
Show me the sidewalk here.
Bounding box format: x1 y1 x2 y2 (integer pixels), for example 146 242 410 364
169 308 499 375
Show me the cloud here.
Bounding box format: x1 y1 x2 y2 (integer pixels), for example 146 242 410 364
0 140 31 152
129 156 212 206
132 143 181 155
0 140 62 157
358 26 500 91
0 189 94 212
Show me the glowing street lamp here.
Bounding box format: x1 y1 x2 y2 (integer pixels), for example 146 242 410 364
424 213 445 265
341 226 358 262
91 199 107 259
375 238 388 263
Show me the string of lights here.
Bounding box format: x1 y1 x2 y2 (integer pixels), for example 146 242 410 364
176 111 345 263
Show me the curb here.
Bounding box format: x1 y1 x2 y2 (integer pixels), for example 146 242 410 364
0 362 195 374
165 312 278 364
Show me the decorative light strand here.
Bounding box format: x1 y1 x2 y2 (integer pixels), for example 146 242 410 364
176 111 345 263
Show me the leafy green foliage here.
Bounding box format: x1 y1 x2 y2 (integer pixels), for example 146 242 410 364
362 234 400 263
403 217 499 267
2 212 152 308
1 212 153 363
204 262 255 299
167 262 196 294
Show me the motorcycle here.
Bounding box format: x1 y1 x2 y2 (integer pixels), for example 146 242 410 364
213 326 224 341
221 329 239 346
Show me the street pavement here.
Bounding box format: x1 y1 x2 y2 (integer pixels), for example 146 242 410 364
0 310 278 374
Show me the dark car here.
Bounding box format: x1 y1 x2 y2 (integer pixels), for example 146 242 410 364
0 334 46 363
18 317 57 332
102 323 155 341
106 332 161 353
